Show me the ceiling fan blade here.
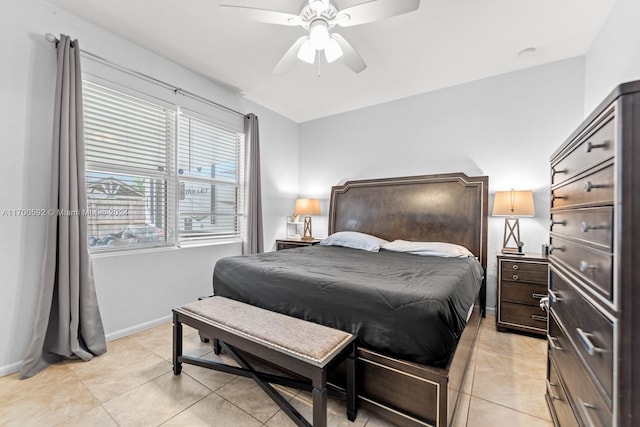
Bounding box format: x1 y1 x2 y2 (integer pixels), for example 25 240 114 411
219 5 302 26
331 34 366 73
335 0 420 27
273 36 309 74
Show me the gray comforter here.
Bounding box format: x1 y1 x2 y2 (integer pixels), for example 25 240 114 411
212 245 484 365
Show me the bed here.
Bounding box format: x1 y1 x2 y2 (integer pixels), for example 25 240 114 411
213 173 488 426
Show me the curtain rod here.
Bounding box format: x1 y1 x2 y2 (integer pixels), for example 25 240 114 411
45 33 246 118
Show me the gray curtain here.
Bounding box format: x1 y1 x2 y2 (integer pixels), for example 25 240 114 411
20 35 106 379
243 113 264 254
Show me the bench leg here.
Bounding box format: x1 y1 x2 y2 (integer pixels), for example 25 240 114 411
213 338 222 355
346 343 357 421
172 313 182 375
312 372 327 427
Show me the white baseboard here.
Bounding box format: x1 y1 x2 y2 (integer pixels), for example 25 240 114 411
0 315 173 378
485 306 496 316
0 361 22 378
105 315 172 341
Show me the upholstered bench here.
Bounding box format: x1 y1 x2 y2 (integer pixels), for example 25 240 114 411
172 296 357 427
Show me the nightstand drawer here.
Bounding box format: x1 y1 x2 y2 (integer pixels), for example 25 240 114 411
501 261 547 285
499 301 547 330
276 238 322 250
501 281 547 307
549 269 613 404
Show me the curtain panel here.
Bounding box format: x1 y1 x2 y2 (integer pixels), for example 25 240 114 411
20 35 106 379
243 113 264 254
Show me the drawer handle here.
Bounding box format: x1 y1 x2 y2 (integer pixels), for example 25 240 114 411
550 219 566 227
512 274 519 281
548 289 561 303
546 380 561 401
576 328 604 356
578 398 598 427
548 335 564 351
512 264 519 270
531 314 546 322
586 141 608 152
551 193 566 202
581 221 598 232
532 293 546 300
584 181 607 192
549 245 565 254
551 167 568 177
579 260 598 272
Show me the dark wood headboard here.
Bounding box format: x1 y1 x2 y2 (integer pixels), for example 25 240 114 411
328 173 488 313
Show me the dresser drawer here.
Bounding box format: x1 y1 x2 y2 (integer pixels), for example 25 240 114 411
501 281 547 307
549 269 614 403
551 114 615 186
499 301 547 330
551 163 614 210
549 235 612 301
500 261 547 285
550 207 613 251
547 357 579 427
548 314 612 427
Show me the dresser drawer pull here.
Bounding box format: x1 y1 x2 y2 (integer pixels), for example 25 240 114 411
576 328 604 356
532 293 546 300
531 314 546 322
512 274 519 281
578 398 598 427
549 245 565 254
580 221 604 232
511 264 519 270
579 260 598 272
586 141 608 153
546 380 561 400
551 167 568 177
548 335 564 351
551 193 567 202
548 289 561 302
584 181 607 192
551 219 566 226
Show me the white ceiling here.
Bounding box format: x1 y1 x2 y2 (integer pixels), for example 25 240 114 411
46 0 616 123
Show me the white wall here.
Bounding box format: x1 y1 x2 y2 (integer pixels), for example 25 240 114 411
298 58 586 312
0 0 298 375
584 0 640 114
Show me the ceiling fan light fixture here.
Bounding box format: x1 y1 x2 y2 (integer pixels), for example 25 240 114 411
297 39 316 64
309 20 330 50
324 38 343 63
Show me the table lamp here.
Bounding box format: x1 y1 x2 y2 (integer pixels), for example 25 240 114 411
294 198 321 241
492 189 535 254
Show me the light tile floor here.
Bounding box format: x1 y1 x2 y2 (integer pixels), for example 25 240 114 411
0 315 552 426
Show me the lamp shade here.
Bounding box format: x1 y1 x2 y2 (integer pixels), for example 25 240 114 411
294 198 321 216
492 190 535 217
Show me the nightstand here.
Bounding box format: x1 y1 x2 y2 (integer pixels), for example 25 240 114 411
496 252 548 336
276 238 322 250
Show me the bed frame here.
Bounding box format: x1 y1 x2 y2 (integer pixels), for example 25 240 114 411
327 172 488 427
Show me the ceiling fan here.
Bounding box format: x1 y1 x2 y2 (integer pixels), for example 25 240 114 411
220 0 420 74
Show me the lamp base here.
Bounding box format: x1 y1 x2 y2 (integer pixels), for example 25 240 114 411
302 216 313 240
501 247 525 255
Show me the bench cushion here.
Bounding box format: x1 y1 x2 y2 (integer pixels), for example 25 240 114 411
177 296 355 367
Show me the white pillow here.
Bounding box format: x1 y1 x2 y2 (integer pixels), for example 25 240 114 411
382 240 474 258
320 231 389 252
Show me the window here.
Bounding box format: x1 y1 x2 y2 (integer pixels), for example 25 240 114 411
83 81 244 251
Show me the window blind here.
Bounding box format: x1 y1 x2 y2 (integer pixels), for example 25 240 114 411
82 81 244 252
177 114 244 242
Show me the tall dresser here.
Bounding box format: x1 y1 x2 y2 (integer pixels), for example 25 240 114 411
546 81 640 427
